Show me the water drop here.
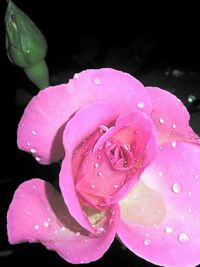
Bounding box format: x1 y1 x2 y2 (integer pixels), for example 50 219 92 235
32 185 36 189
188 208 192 213
171 141 177 148
96 227 105 235
35 156 41 162
165 227 173 234
172 182 182 193
172 124 176 129
27 211 31 215
44 222 49 228
76 232 80 237
30 148 36 153
187 191 192 196
27 142 31 146
91 184 95 189
94 162 99 168
61 226 66 231
99 125 109 132
194 174 199 179
74 73 79 79
114 184 118 188
137 101 144 109
98 171 102 176
144 239 151 246
187 94 196 103
159 118 164 124
92 75 101 85
31 130 37 136
178 233 190 243
34 224 40 230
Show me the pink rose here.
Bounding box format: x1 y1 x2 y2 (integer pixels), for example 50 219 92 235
7 68 200 266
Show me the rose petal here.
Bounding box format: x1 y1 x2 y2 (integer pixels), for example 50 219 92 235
17 68 151 164
75 111 157 210
118 143 200 267
60 101 119 232
146 86 200 145
7 178 120 264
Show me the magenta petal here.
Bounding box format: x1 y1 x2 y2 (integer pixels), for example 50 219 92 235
146 86 200 145
60 101 119 232
118 143 200 267
17 68 151 164
7 179 120 264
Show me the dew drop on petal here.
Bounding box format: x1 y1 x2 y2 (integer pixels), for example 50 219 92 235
172 124 176 129
98 171 102 176
34 224 40 230
96 227 105 235
159 118 164 124
35 156 41 162
44 222 49 228
30 148 37 153
137 101 144 109
165 227 173 234
171 141 177 148
92 75 101 85
94 163 99 168
31 130 37 136
91 184 95 189
178 233 190 243
172 182 182 193
74 73 79 79
27 211 31 215
27 142 31 146
76 231 80 237
144 239 151 246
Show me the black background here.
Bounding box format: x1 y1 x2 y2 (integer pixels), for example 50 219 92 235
1 1 200 266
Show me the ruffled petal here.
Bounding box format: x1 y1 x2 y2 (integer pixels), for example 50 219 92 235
60 101 119 232
146 86 200 146
17 68 151 164
118 142 200 267
7 179 120 264
75 111 157 210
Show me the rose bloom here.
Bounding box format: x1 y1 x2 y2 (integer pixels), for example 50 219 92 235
7 68 200 267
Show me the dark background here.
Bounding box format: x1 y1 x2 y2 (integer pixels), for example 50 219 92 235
1 1 200 266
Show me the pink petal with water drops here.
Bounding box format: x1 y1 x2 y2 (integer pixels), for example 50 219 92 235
118 142 200 267
17 68 152 165
7 179 120 264
60 101 119 232
146 87 200 146
75 111 157 210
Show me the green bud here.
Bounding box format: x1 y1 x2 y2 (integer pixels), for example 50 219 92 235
5 0 49 89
